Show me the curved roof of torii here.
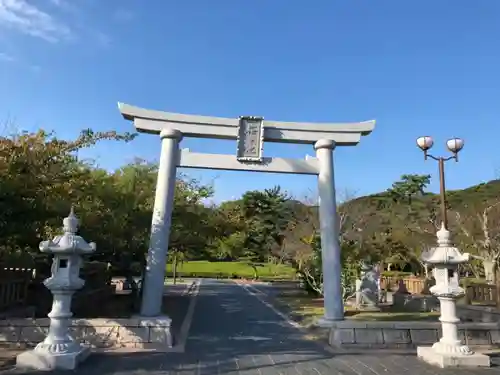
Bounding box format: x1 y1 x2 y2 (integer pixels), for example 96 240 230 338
118 102 375 146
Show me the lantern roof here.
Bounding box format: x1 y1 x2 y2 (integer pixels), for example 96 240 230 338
421 224 470 265
39 208 96 255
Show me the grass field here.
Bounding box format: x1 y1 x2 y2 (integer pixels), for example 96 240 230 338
166 260 296 279
274 293 439 326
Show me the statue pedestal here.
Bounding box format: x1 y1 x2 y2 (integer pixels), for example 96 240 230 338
417 346 490 368
16 345 90 371
357 304 381 312
355 290 381 312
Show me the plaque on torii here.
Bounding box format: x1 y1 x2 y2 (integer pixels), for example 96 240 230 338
236 116 264 163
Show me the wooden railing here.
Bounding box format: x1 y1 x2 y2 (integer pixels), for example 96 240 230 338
381 276 430 295
0 267 33 311
382 276 499 306
464 283 497 306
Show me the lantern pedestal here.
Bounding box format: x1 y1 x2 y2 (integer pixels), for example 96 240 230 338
417 347 490 368
16 289 91 370
16 344 90 371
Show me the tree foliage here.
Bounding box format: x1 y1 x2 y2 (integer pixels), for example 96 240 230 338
240 186 292 263
387 174 431 204
4 127 500 293
0 130 214 274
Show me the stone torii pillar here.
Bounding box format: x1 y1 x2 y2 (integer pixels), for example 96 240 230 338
315 140 344 324
118 102 375 323
141 129 182 317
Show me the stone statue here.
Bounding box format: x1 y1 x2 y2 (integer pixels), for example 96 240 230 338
355 262 381 311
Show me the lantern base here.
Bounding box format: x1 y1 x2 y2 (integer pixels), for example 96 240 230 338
417 346 490 368
16 344 90 371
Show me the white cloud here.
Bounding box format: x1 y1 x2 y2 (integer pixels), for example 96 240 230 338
113 8 133 23
94 30 111 47
29 63 40 72
0 51 15 61
0 52 42 72
48 0 78 13
0 0 72 42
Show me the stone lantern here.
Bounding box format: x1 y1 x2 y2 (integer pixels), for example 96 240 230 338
417 223 490 368
17 208 96 371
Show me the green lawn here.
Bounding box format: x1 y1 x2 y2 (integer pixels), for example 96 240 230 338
275 293 440 326
166 260 296 279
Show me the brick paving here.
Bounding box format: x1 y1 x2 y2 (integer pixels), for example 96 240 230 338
3 279 500 374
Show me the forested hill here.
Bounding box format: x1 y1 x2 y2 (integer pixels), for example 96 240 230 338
326 176 500 272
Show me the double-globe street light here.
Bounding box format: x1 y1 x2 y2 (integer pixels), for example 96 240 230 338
414 136 482 367
416 136 465 229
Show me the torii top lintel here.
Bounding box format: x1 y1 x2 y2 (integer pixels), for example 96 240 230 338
118 102 375 146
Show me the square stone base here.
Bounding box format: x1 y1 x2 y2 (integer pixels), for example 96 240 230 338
417 346 491 368
317 317 344 328
16 345 90 371
132 314 173 348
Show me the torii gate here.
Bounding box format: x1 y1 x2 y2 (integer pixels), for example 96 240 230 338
119 102 375 326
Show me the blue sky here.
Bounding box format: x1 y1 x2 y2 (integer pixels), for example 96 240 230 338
1 1 499 203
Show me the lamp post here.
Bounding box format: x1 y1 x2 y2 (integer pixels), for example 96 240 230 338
415 137 491 368
415 136 464 229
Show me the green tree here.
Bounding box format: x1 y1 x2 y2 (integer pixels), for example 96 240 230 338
0 129 136 261
387 174 431 204
213 232 247 260
293 232 359 300
240 186 292 278
168 177 214 283
384 174 437 275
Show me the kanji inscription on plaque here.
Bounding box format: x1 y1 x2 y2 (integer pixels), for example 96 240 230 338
236 116 264 162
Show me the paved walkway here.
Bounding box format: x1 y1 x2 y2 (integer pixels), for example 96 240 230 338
4 279 500 374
